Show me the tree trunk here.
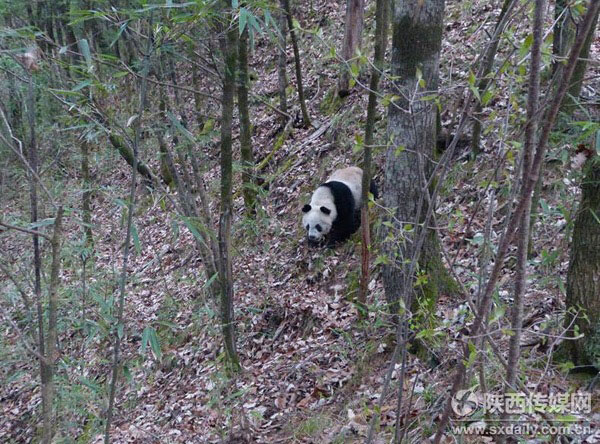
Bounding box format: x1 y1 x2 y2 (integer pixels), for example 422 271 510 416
191 47 205 128
502 2 544 433
280 0 311 127
219 4 240 371
563 157 600 366
277 11 289 122
24 68 52 444
359 0 390 310
238 27 257 215
561 6 600 114
42 206 64 444
338 0 365 97
382 0 455 316
81 139 93 246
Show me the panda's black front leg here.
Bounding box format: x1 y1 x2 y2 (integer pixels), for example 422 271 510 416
352 210 361 234
327 224 354 247
326 230 343 248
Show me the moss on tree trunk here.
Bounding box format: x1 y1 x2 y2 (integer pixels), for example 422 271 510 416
417 229 459 311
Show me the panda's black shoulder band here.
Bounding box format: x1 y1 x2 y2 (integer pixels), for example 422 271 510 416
321 181 355 218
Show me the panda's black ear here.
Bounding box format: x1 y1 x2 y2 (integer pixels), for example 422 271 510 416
320 206 331 215
302 204 311 213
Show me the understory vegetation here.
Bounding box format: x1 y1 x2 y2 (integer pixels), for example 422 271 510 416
1 0 600 442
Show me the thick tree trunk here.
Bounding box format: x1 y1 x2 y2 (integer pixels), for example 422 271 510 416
280 0 311 127
238 27 257 215
219 5 240 371
338 0 365 96
563 158 600 366
382 0 455 315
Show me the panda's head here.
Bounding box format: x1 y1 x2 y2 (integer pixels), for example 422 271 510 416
301 186 337 244
302 204 333 244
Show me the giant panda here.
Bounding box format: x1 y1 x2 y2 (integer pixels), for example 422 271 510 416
301 166 378 246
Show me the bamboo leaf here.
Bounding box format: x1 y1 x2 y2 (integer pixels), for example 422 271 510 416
148 328 162 361
131 223 142 255
140 326 151 355
239 7 248 33
78 38 93 72
110 20 130 48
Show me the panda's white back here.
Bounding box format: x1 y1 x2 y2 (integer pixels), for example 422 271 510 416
327 167 363 206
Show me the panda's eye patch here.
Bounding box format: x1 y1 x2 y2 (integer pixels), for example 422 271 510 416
316 224 322 232
302 204 311 213
306 224 309 230
320 206 331 215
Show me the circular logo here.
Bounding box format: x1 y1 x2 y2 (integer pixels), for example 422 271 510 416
452 389 479 417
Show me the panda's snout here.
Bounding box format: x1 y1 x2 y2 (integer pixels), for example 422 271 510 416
307 233 323 246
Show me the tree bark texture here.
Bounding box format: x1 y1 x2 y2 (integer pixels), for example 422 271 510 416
338 0 365 96
238 27 257 215
564 158 600 366
382 0 453 314
219 6 240 371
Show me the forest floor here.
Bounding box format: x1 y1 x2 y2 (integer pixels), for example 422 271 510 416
1 0 600 443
